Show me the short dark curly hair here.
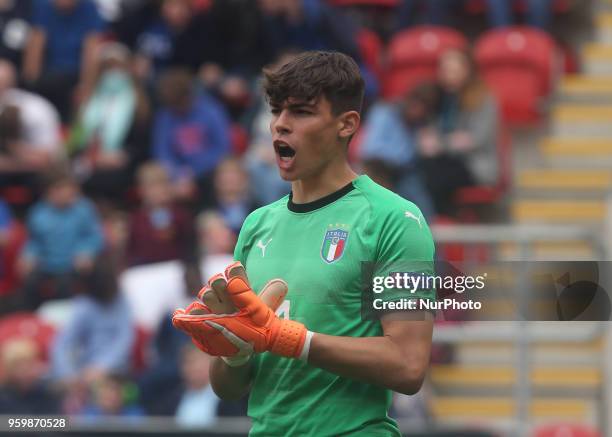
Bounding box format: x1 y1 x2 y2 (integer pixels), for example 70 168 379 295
263 51 365 116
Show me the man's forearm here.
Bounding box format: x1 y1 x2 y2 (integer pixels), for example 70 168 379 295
307 323 432 395
209 357 252 400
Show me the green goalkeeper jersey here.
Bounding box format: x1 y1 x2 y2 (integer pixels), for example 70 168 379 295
234 175 435 436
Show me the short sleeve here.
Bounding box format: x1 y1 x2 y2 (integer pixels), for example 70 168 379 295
373 203 436 304
233 212 255 266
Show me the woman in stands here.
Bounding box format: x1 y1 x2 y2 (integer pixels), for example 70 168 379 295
417 48 499 216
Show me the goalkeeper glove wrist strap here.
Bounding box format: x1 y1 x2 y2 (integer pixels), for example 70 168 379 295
298 330 314 362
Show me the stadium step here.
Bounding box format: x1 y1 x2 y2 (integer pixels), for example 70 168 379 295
455 340 603 367
511 199 606 223
516 169 612 191
552 104 612 137
540 137 612 155
430 365 601 388
583 43 612 75
498 240 597 259
430 397 593 419
558 75 612 102
540 138 612 163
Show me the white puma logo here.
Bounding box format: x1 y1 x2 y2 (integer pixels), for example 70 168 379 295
256 238 273 257
404 211 422 228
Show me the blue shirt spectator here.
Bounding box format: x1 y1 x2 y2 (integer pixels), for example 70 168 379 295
51 292 134 380
22 197 103 274
31 0 105 75
153 92 231 181
360 103 416 167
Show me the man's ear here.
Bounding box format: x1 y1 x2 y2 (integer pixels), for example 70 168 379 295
337 111 360 140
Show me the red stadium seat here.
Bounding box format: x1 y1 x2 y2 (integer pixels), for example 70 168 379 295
475 26 559 125
0 312 56 361
356 29 384 81
383 26 468 99
533 424 601 437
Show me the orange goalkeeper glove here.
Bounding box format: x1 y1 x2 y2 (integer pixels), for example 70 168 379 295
172 262 308 360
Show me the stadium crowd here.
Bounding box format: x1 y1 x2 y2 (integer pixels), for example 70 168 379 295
0 0 562 427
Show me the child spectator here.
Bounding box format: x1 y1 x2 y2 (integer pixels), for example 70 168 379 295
126 162 197 267
82 373 145 419
174 345 219 427
50 257 134 413
196 210 236 281
69 42 151 204
0 337 59 414
152 68 231 206
18 167 104 309
211 157 257 233
22 0 106 121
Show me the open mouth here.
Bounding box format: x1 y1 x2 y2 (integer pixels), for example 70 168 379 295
275 141 296 164
276 144 295 160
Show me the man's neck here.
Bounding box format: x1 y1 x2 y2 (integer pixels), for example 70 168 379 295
291 161 358 204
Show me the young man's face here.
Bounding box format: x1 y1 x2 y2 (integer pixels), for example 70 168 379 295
270 96 348 182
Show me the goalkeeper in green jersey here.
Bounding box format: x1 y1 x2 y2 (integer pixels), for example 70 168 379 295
190 51 435 436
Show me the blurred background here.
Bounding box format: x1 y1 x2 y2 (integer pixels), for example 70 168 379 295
0 0 610 436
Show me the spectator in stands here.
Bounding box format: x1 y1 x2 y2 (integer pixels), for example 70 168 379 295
0 59 61 191
137 314 190 416
396 0 553 29
258 0 361 62
419 48 498 215
18 167 104 309
152 68 231 206
257 0 380 99
50 257 134 412
174 345 219 427
487 0 553 29
126 162 197 267
211 157 256 233
394 0 454 28
67 42 150 204
360 83 438 218
22 0 106 121
0 0 32 70
197 210 236 280
82 373 145 419
0 337 59 414
132 0 223 82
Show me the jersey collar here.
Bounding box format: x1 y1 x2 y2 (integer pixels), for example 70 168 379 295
287 180 355 213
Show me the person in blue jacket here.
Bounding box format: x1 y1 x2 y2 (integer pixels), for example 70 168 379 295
152 67 231 208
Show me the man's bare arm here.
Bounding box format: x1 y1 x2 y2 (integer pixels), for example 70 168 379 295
308 311 433 395
23 28 45 83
